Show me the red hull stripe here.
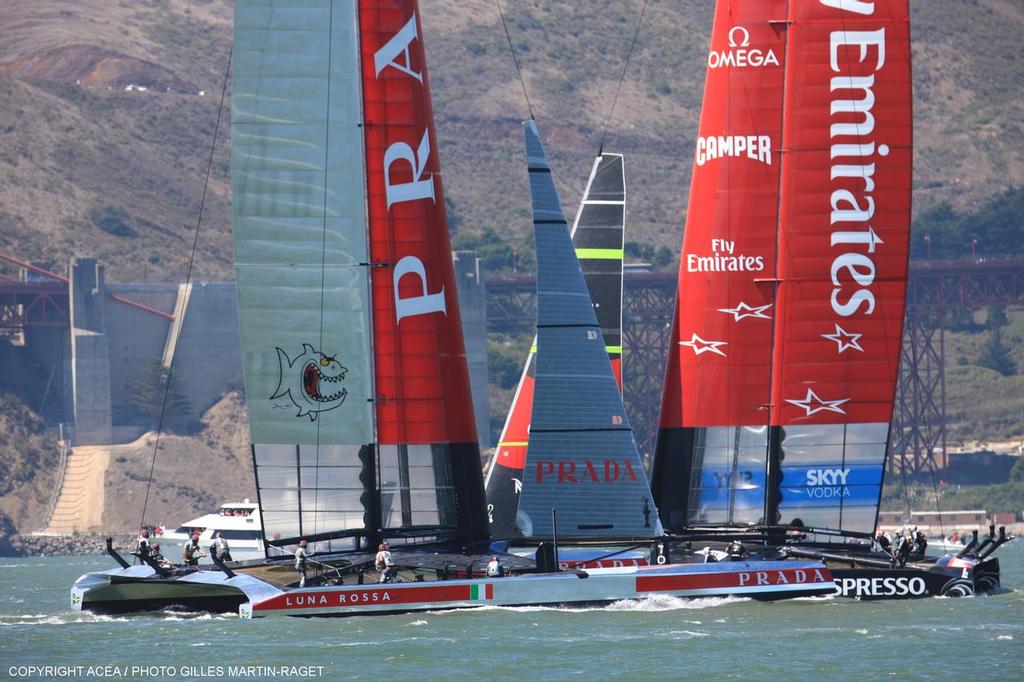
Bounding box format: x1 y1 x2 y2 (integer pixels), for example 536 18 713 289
636 568 827 593
253 583 495 612
358 0 477 444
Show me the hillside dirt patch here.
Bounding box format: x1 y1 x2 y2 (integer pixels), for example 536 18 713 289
102 390 255 534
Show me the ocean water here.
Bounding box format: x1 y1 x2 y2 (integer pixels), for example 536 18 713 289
1 544 1021 681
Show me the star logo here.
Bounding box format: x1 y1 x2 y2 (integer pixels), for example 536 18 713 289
822 323 864 353
679 332 727 357
717 301 773 321
785 388 849 416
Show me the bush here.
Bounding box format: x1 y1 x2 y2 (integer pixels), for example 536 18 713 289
88 205 135 237
977 328 1017 377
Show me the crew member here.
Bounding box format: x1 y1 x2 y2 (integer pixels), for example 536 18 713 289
295 539 309 588
136 528 152 562
874 529 892 555
725 539 748 560
150 543 172 569
375 543 397 583
912 526 928 557
486 555 505 577
182 532 206 567
894 530 911 568
212 531 233 563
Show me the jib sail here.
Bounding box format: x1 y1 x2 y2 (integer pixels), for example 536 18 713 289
233 0 487 555
484 153 626 539
516 121 657 540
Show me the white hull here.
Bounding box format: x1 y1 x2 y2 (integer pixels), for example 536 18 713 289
242 560 834 618
71 560 833 617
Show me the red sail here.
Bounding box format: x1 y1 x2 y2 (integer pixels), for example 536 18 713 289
659 0 789 431
359 0 477 445
770 0 912 429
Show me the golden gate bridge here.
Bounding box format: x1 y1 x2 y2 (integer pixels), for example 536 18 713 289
4 250 1023 474
484 259 1024 474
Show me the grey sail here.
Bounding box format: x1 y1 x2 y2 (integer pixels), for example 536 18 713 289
484 152 627 540
516 120 658 540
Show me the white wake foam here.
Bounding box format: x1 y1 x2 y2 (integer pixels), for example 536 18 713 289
606 594 750 612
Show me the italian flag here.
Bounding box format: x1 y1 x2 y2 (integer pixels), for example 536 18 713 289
470 583 494 601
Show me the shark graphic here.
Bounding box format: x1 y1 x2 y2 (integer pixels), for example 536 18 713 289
271 344 348 421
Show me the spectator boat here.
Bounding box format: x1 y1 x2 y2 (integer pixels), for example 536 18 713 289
159 500 265 563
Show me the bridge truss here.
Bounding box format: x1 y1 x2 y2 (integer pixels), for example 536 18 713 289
487 259 1024 474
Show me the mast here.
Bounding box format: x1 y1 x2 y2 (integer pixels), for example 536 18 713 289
651 0 790 532
485 153 627 539
516 121 657 540
767 0 912 537
232 0 488 555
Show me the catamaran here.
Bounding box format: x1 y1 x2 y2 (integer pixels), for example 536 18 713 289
647 0 1010 599
69 0 836 617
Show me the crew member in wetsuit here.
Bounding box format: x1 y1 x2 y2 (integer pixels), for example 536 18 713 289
486 556 505 577
182 532 207 566
295 539 308 588
375 543 397 583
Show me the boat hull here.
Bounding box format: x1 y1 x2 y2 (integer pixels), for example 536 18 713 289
829 556 1001 600
242 561 834 618
70 566 281 616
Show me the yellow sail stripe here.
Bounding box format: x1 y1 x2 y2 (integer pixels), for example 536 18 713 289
575 248 624 260
498 441 529 447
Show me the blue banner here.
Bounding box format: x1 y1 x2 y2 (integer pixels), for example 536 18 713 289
778 463 883 509
693 467 766 520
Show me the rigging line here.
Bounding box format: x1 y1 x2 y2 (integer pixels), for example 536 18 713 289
312 0 338 543
897 434 912 522
138 43 233 533
925 449 946 539
597 0 650 156
495 0 535 120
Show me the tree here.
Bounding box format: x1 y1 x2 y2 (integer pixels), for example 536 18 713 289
976 328 1017 377
1009 457 1024 483
127 358 195 431
987 304 1009 328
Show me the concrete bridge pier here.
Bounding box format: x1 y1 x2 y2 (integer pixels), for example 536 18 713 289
69 258 113 446
454 251 491 450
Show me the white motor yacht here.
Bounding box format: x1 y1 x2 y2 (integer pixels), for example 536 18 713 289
159 500 264 563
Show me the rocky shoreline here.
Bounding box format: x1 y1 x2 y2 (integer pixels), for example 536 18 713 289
0 532 138 558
